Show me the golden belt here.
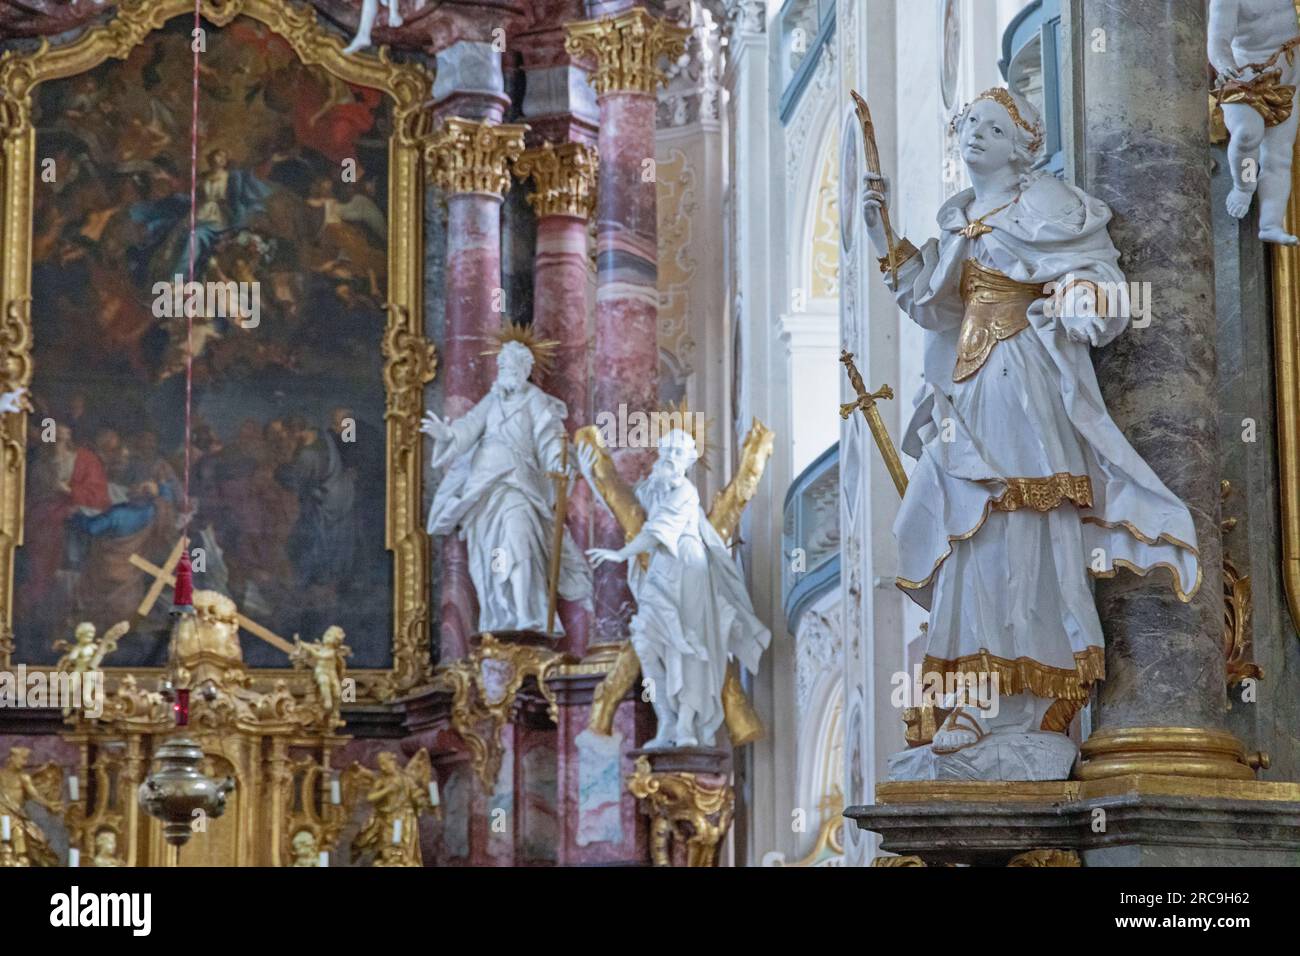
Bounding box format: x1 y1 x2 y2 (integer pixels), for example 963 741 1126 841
953 259 1045 382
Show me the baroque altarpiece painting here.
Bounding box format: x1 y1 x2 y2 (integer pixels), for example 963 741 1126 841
0 0 435 700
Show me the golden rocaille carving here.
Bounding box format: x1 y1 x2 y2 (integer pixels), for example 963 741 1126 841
627 756 734 867
431 634 567 790
565 8 690 96
1007 849 1081 867
992 473 1093 513
425 118 527 197
514 141 599 220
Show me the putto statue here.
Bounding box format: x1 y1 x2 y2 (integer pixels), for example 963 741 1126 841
289 829 321 867
423 325 592 636
290 625 351 728
576 428 770 749
52 620 127 716
1210 0 1300 244
860 87 1200 781
342 0 404 55
90 829 124 868
0 746 64 867
53 620 128 676
0 387 25 415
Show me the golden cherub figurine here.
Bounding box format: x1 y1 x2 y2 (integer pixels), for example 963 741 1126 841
289 828 321 867
344 750 437 867
90 829 124 867
290 625 351 728
53 621 128 675
0 746 64 867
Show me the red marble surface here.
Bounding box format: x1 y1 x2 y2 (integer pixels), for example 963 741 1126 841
533 214 593 652
554 696 651 865
437 191 504 660
591 89 660 641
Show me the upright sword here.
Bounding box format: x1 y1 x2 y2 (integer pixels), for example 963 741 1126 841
840 350 908 499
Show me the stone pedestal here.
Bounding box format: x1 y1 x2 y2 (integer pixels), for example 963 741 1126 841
847 778 1300 867
628 746 734 866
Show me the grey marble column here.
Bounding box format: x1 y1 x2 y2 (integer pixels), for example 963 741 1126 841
1079 0 1226 733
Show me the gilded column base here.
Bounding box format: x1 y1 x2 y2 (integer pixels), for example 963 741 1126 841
628 750 734 867
1076 726 1261 781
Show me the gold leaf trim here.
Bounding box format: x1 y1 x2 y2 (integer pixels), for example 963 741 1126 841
897 497 1200 604
991 473 1092 512
921 646 1104 702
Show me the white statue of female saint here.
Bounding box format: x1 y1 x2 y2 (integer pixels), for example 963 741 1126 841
862 88 1200 781
578 429 770 749
423 339 592 636
1210 0 1300 245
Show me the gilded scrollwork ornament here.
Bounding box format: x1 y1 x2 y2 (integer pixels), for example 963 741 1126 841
627 755 734 867
432 634 567 789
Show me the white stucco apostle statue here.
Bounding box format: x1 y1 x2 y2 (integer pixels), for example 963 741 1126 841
576 429 770 749
861 87 1200 781
423 329 592 636
1210 0 1300 244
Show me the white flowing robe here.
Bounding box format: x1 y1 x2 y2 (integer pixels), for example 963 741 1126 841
888 175 1200 704
627 475 770 743
426 384 592 634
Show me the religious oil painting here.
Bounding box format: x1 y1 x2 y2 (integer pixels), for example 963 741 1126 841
15 17 395 669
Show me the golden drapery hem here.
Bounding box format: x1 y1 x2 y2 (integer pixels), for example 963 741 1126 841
921 645 1105 703
897 499 1200 602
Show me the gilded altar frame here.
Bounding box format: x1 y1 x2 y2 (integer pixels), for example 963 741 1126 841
0 0 437 701
1276 136 1300 632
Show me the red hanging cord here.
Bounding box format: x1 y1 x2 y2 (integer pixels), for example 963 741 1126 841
173 0 201 613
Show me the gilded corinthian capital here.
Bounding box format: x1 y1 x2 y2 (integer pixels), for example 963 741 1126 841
565 8 691 96
425 118 527 197
514 142 599 220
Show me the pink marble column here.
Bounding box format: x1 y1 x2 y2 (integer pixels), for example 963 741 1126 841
427 119 527 660
516 141 600 654
592 92 659 641
566 8 689 642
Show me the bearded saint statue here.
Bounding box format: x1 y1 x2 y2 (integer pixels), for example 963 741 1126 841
423 331 592 636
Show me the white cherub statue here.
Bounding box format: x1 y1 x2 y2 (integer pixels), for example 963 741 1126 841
343 0 407 55
861 87 1200 781
1210 0 1300 244
0 387 26 415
